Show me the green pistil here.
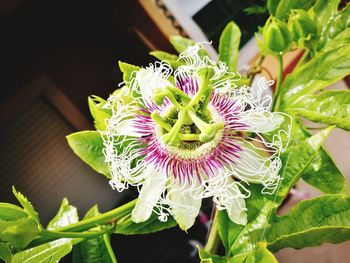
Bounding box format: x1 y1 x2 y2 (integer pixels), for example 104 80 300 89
187 109 224 143
162 110 187 146
152 67 223 146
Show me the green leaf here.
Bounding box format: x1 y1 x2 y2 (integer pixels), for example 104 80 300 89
267 0 315 19
309 0 340 32
244 5 267 15
13 198 79 262
0 216 40 250
118 61 140 86
269 118 348 194
0 203 29 221
169 36 210 58
73 205 114 263
267 194 350 251
67 131 111 178
88 96 112 131
281 45 350 109
290 90 350 130
318 5 350 52
197 245 226 263
321 27 350 53
12 242 72 263
302 146 348 194
275 126 334 202
218 22 241 72
0 190 41 249
48 198 79 230
217 185 268 254
149 51 183 69
231 243 278 263
115 212 177 235
12 187 41 227
223 127 333 256
0 242 12 263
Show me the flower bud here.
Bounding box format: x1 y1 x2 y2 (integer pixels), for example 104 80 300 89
288 9 317 42
263 17 291 53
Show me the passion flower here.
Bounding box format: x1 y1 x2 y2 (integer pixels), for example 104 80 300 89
100 44 290 230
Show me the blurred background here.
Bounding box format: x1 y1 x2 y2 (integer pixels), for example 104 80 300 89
0 0 349 262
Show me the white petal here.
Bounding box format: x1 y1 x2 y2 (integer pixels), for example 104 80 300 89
135 64 172 105
131 166 167 223
226 183 247 225
242 112 285 133
213 176 247 225
234 147 271 183
168 180 202 231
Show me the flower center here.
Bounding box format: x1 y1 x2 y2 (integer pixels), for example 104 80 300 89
154 104 224 160
151 67 225 153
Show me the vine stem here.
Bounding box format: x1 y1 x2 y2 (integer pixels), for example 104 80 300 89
103 234 118 263
272 53 283 111
40 225 114 239
204 209 220 255
28 199 137 248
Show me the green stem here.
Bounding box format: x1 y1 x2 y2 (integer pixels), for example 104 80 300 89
28 199 136 248
59 199 135 232
272 53 283 111
295 50 309 68
204 209 220 255
103 234 118 263
40 225 114 239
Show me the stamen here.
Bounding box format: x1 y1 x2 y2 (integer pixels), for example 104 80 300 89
151 111 172 131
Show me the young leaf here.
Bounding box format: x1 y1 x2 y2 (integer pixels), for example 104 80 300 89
321 27 350 53
0 242 12 263
264 117 347 194
12 242 72 263
12 187 41 227
115 212 177 235
216 185 268 254
275 126 334 202
197 245 226 263
47 197 79 230
231 243 278 263
310 0 340 32
318 5 350 52
169 36 210 58
67 131 111 178
226 127 334 256
118 61 140 86
73 205 115 263
218 21 241 72
0 202 29 221
280 45 350 109
88 96 112 131
302 146 348 194
0 216 40 249
149 51 183 69
267 194 350 251
290 90 350 130
267 0 315 19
